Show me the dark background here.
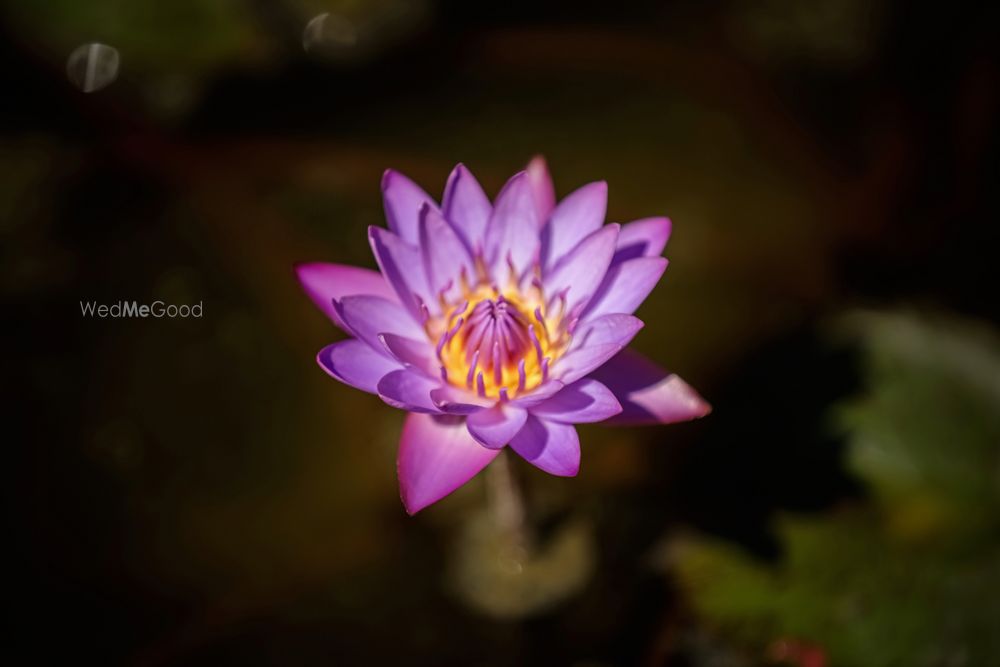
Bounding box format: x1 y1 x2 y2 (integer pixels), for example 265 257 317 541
3 1 998 665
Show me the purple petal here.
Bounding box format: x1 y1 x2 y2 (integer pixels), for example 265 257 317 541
554 314 644 384
429 385 491 415
526 156 556 224
510 379 565 407
530 378 622 423
483 172 540 276
295 262 396 329
378 333 437 376
466 403 528 449
317 339 401 394
541 181 607 269
583 256 668 320
377 369 441 413
335 295 425 356
442 163 492 254
419 204 474 295
544 224 620 312
398 413 500 514
588 348 711 424
614 217 671 264
509 416 580 476
572 313 644 348
382 169 437 244
368 226 435 319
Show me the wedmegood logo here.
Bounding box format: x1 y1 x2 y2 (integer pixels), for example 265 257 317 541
79 301 203 318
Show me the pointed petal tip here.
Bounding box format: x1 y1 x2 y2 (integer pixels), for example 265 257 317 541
589 349 711 425
292 261 313 287
500 170 529 191
380 168 396 191
397 412 499 515
526 155 551 179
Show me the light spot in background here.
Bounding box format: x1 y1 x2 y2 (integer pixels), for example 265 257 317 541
66 42 120 92
300 0 431 63
302 13 358 53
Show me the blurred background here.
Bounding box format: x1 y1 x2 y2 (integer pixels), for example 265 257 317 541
3 1 998 665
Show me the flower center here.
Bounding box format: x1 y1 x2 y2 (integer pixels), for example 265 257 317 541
429 283 573 399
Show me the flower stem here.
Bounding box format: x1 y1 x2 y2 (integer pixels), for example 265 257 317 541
485 450 531 550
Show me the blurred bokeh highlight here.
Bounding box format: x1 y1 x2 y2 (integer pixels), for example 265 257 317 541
3 0 997 665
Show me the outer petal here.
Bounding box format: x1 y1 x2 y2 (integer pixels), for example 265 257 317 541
295 262 397 329
509 416 580 476
382 169 437 244
378 333 437 376
419 204 474 295
317 340 401 394
530 378 622 423
369 226 435 319
554 314 644 385
483 172 540 276
541 181 607 269
526 156 556 224
442 163 492 253
510 379 565 407
335 295 424 356
398 413 500 514
588 348 711 424
544 224 620 313
429 385 491 415
572 313 644 348
466 403 529 449
613 217 671 264
377 369 441 413
583 256 668 320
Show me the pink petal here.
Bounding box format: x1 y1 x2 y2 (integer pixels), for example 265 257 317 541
368 226 435 319
583 256 668 320
614 217 671 264
483 172 540 276
554 314 644 384
335 295 425 356
294 262 397 330
525 155 556 224
398 413 500 514
419 204 474 295
382 169 437 244
442 163 492 253
378 333 437 376
317 339 401 394
530 378 622 423
544 224 620 312
509 416 580 476
541 181 607 269
588 348 711 424
377 369 441 413
466 403 529 449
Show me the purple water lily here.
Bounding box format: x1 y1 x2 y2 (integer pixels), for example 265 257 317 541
296 158 710 514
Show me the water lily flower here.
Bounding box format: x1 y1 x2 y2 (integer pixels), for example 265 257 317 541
296 158 710 514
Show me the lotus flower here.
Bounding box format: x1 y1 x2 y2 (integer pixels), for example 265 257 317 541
296 158 710 514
